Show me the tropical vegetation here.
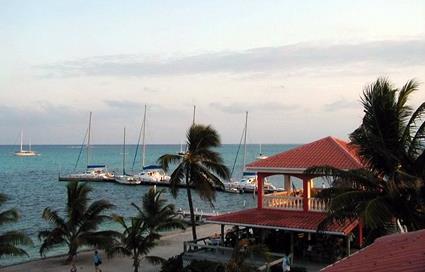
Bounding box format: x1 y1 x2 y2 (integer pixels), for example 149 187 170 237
158 124 230 240
38 182 118 263
106 187 185 272
0 193 32 258
306 78 425 234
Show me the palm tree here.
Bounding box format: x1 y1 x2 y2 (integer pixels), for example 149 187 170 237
107 188 185 272
39 182 118 263
306 78 425 232
0 193 32 258
158 124 230 240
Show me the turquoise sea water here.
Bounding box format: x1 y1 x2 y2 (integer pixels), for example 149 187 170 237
0 144 296 266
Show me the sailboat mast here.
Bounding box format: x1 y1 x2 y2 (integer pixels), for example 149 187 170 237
20 130 23 152
123 127 126 175
243 111 248 171
29 138 32 151
87 112 92 167
192 105 196 125
141 105 147 169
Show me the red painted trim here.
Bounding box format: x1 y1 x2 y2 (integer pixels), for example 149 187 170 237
303 178 310 212
257 173 264 208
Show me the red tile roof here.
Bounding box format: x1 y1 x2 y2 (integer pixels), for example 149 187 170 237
322 229 425 272
246 136 363 173
206 208 358 235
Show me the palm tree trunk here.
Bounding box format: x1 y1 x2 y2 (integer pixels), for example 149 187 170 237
133 253 140 272
186 167 197 241
65 245 77 264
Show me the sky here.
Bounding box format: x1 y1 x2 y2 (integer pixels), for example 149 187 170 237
1 0 424 144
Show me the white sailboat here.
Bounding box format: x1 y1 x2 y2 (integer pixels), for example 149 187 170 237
116 105 170 185
133 105 171 183
15 130 38 157
225 112 276 193
115 127 141 185
256 144 268 160
59 112 114 182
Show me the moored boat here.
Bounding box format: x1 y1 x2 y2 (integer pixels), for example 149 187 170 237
59 164 115 182
59 112 114 182
15 130 38 157
134 164 171 184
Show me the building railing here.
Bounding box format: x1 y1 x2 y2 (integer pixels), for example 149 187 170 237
263 195 303 210
308 197 328 212
263 194 328 212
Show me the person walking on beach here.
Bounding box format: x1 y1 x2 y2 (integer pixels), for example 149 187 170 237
93 250 102 272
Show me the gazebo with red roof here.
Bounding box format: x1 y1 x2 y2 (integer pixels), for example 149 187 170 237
207 136 365 258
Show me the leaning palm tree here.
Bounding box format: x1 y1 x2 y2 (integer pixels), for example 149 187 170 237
158 124 230 240
39 182 118 263
0 193 32 258
107 188 185 272
306 78 425 232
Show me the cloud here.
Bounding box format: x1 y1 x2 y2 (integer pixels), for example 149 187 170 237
38 39 425 78
104 100 143 109
210 102 297 114
0 102 85 126
323 98 360 112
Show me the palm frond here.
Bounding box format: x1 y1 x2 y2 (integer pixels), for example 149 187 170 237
397 79 417 120
0 231 32 246
158 154 182 172
0 244 29 257
0 208 20 226
201 159 230 180
363 197 394 229
42 208 67 229
168 163 185 197
0 193 7 205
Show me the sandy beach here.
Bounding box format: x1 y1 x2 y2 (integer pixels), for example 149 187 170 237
1 224 224 272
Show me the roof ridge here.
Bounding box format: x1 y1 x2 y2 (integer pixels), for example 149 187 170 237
249 136 332 163
375 228 425 243
330 137 363 167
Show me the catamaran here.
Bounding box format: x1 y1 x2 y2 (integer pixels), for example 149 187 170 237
115 105 171 185
224 112 276 193
15 130 38 157
132 105 171 184
59 112 114 182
